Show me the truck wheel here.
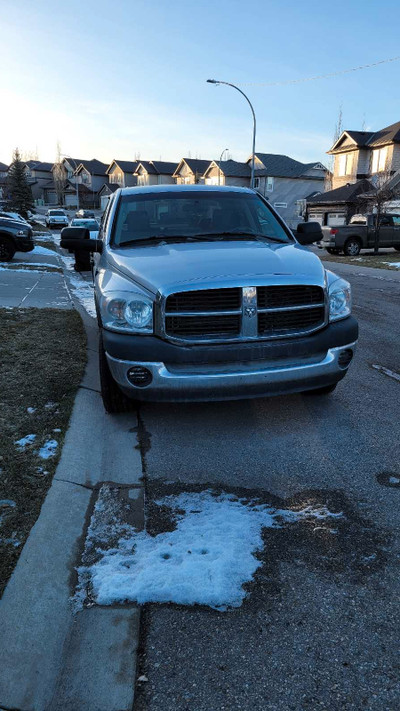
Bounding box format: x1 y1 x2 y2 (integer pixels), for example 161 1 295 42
343 238 361 256
0 237 16 262
99 332 136 413
303 383 337 396
326 248 341 255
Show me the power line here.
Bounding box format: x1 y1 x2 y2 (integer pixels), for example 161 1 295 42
240 55 400 87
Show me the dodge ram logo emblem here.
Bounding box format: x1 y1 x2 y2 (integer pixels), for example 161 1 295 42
245 306 257 318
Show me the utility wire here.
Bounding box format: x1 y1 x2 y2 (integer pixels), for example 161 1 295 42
240 55 400 87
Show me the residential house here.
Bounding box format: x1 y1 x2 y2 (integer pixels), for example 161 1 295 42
203 160 251 187
173 158 212 184
0 162 8 202
134 161 177 186
248 153 327 228
306 180 373 226
24 161 56 204
98 183 120 211
106 160 138 187
306 120 400 225
74 159 109 208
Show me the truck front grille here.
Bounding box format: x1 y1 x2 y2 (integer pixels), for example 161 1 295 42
163 285 325 342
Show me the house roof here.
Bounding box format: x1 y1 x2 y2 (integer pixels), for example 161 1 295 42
253 153 325 178
76 159 109 176
26 160 53 172
307 179 373 205
206 159 250 178
99 183 120 195
0 161 9 172
368 120 400 148
329 121 400 154
106 160 138 175
135 160 178 176
173 158 213 177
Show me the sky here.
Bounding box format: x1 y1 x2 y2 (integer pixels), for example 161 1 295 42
1 0 400 168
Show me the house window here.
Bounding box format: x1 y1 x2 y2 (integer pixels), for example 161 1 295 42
266 177 274 192
338 153 351 176
81 171 89 183
137 174 146 186
371 147 388 173
274 202 287 209
296 199 306 217
254 177 260 189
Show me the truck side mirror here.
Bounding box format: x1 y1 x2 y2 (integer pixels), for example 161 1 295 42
295 221 323 245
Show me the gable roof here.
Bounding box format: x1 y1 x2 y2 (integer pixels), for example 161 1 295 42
329 121 400 154
106 160 138 175
0 161 9 172
173 158 212 177
26 160 53 172
252 153 325 179
204 159 250 178
76 159 109 176
135 160 178 176
368 120 400 148
99 183 120 195
307 179 373 205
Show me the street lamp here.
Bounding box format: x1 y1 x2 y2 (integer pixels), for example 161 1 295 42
207 79 256 189
218 147 229 185
60 154 79 210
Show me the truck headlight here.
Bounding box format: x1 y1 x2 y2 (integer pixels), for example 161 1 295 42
328 277 351 322
101 293 153 333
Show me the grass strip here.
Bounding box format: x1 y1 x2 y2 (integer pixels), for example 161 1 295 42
0 307 86 596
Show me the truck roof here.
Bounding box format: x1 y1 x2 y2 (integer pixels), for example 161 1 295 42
118 184 255 197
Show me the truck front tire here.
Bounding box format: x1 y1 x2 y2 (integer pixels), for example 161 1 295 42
99 332 136 413
343 238 361 256
0 237 16 262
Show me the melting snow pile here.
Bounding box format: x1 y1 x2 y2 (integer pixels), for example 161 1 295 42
15 434 36 449
78 489 342 610
38 439 58 459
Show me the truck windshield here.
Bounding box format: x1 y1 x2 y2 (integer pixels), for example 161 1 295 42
111 191 292 246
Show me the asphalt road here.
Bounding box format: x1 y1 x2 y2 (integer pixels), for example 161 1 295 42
135 261 400 711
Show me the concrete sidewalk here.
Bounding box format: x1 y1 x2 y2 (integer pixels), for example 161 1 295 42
0 297 143 710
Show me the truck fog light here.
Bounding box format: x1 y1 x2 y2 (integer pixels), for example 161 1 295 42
127 366 153 387
338 349 353 368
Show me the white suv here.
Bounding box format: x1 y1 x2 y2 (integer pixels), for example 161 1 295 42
45 209 69 228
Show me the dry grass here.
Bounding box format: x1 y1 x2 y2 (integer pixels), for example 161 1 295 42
320 250 400 270
0 308 86 595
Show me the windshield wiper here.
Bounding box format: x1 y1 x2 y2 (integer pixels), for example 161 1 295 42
192 231 287 243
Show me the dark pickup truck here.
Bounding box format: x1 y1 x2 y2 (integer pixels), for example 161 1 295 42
319 213 400 256
0 217 34 261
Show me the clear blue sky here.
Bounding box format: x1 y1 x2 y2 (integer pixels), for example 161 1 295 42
1 0 399 167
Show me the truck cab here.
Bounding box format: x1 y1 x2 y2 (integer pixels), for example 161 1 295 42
61 185 358 413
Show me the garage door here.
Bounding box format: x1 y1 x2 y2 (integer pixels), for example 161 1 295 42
65 193 77 207
308 213 324 226
327 213 346 226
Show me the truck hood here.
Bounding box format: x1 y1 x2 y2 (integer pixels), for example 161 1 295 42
106 239 326 294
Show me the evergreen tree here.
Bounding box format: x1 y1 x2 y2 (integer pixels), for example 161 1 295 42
6 148 34 216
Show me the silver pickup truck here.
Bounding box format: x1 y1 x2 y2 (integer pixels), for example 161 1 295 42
319 213 400 256
61 185 358 413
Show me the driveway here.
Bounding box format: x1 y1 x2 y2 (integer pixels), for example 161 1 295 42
134 260 400 710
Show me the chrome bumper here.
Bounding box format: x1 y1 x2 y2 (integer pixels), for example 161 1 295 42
106 342 357 402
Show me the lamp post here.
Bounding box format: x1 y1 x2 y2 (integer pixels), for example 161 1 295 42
207 79 256 189
61 154 79 210
218 147 229 185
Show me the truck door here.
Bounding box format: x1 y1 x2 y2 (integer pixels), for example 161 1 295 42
392 215 400 247
378 216 394 247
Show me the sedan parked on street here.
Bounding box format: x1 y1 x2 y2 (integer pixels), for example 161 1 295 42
69 218 100 239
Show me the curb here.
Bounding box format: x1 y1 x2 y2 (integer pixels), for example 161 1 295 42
0 294 144 711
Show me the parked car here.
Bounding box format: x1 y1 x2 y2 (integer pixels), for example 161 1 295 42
69 218 100 238
0 211 29 224
61 185 358 413
75 209 95 219
0 216 34 261
319 213 400 256
45 209 69 228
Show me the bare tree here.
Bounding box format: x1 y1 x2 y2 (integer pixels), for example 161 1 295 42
325 105 343 191
53 141 65 205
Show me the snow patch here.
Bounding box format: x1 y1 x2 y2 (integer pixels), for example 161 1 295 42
27 407 36 414
33 246 57 255
78 489 342 610
38 439 58 459
383 261 400 268
15 434 36 449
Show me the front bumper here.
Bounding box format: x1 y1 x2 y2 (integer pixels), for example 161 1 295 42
104 317 358 402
